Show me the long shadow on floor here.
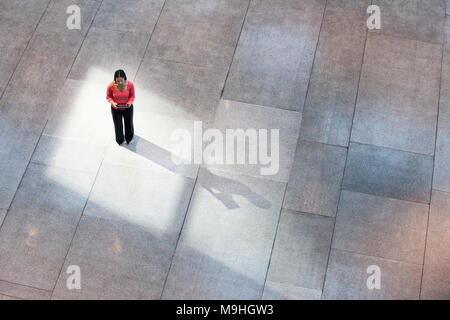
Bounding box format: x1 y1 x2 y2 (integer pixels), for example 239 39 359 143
124 134 271 210
0 134 280 299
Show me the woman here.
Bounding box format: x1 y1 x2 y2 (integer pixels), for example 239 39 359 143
107 69 135 145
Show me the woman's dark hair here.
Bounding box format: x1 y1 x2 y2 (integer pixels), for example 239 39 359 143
114 69 127 81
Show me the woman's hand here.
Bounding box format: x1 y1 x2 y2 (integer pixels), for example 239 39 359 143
112 102 118 109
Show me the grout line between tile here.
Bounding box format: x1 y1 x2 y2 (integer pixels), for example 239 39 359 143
147 55 230 72
40 133 111 148
202 165 289 184
349 140 436 158
94 158 198 181
49 156 105 299
296 138 348 150
281 0 329 202
0 0 52 106
331 247 425 267
418 18 446 300
431 188 450 195
28 160 100 176
219 0 252 98
0 0 104 299
339 188 431 206
297 0 328 114
47 0 107 299
63 1 104 80
0 293 23 300
260 183 288 300
133 0 169 83
0 279 52 295
320 0 372 299
0 118 49 233
370 28 444 47
159 173 199 299
264 0 329 300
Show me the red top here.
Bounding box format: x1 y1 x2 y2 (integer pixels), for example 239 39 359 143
106 81 135 105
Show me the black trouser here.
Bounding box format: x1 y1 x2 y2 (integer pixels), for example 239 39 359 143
111 104 134 145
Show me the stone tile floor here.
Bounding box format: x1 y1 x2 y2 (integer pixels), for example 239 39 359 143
0 0 449 300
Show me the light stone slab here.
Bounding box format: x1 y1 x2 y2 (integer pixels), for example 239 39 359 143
162 167 285 299
0 163 95 290
333 190 429 264
52 216 177 300
323 249 422 300
265 209 334 292
223 0 326 111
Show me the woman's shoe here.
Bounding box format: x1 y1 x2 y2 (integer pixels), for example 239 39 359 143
126 139 134 145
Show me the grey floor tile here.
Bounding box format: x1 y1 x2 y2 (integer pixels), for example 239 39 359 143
323 249 422 300
421 254 450 300
0 126 39 210
0 50 69 142
26 0 101 59
223 0 325 111
426 191 450 261
103 112 200 179
0 110 43 210
0 0 50 25
434 20 450 191
0 15 36 48
434 89 450 191
31 135 107 175
0 109 44 151
0 154 29 210
83 162 195 234
283 141 346 216
0 97 50 144
13 28 78 77
420 190 450 299
0 163 95 290
372 0 445 44
52 216 177 300
421 190 450 299
1 49 69 114
299 0 368 146
0 17 36 94
262 281 321 300
68 27 149 84
206 99 302 183
93 0 164 34
351 33 441 155
133 57 227 122
0 97 52 138
9 14 92 109
333 191 428 264
37 0 100 37
0 294 19 300
0 46 24 96
162 168 285 300
0 280 51 300
433 120 450 191
147 0 248 68
43 79 116 146
265 210 334 292
0 209 6 226
342 143 433 203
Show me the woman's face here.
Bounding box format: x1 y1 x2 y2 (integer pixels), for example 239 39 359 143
116 77 125 85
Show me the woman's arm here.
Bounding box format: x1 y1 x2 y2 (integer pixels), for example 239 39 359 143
106 84 117 107
127 82 135 105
